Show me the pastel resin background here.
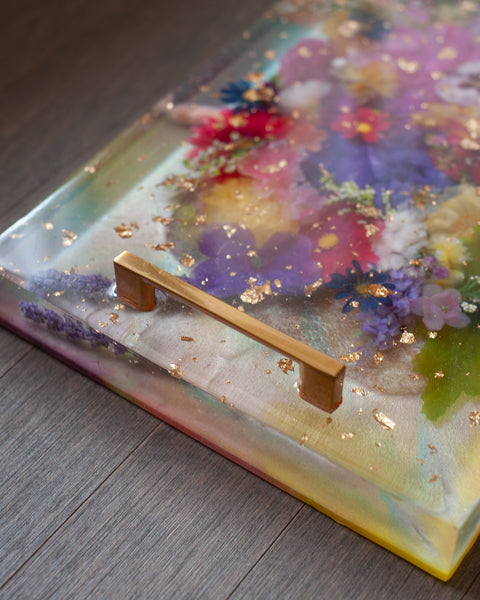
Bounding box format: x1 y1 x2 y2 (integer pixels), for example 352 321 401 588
2 0 480 579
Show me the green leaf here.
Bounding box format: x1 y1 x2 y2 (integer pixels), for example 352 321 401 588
413 324 480 421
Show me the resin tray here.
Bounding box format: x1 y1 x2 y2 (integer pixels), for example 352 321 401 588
2 0 480 580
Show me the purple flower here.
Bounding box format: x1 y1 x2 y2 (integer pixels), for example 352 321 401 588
410 284 470 331
301 131 451 210
360 266 423 348
187 224 321 298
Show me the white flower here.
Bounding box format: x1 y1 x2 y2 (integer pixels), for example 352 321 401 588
279 79 331 109
373 208 428 270
435 60 480 106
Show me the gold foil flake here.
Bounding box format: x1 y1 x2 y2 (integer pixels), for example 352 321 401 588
304 279 323 298
373 409 396 431
274 279 282 289
221 395 227 403
114 224 133 239
469 411 480 426
229 114 248 128
437 46 458 60
298 45 313 58
300 433 308 445
152 215 174 226
341 432 355 440
364 224 380 238
181 254 195 268
264 369 271 375
240 280 271 304
181 336 194 342
10 233 24 239
340 351 362 363
109 312 119 324
61 229 77 246
278 358 295 374
374 352 384 365
168 364 183 379
264 49 276 60
98 321 108 329
226 380 231 385
161 175 199 192
429 473 438 483
368 284 393 299
352 386 367 397
84 165 96 174
397 58 420 74
350 300 360 308
223 224 238 239
431 71 444 81
399 331 416 344
434 371 445 379
41 222 54 231
146 242 175 251
428 444 438 454
428 331 438 339
326 417 333 425
52 291 64 297
195 214 206 226
114 304 125 311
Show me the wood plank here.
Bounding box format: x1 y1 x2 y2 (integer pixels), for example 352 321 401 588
0 327 31 377
0 348 158 585
0 425 301 599
0 0 274 228
228 505 480 600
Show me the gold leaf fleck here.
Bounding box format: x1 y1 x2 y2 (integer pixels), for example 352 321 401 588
340 351 362 363
62 229 78 246
341 432 355 440
98 321 108 329
181 336 194 342
304 278 323 298
300 433 308 445
374 352 384 365
352 386 367 397
373 409 396 431
114 224 133 239
278 358 294 374
168 364 183 379
145 242 175 251
434 371 445 379
181 253 195 268
400 331 415 344
42 222 54 231
109 312 119 324
152 215 174 226
428 331 438 339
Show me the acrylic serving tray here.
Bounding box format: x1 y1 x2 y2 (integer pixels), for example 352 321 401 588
2 0 480 580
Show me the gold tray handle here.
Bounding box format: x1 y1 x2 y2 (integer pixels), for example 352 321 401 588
114 251 345 413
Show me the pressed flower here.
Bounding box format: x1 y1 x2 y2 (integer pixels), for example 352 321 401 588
331 107 390 142
200 177 299 246
279 38 333 86
410 284 470 330
425 185 480 239
341 61 398 103
220 76 278 112
187 225 321 298
302 202 383 279
436 60 480 106
326 260 395 314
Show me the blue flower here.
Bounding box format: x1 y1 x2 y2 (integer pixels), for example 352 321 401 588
29 270 111 299
326 260 395 313
220 79 278 112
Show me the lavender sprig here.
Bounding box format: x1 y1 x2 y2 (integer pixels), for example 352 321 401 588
29 270 112 299
19 301 125 353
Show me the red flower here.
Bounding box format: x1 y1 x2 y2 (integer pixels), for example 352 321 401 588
189 108 291 149
302 202 384 280
331 107 390 142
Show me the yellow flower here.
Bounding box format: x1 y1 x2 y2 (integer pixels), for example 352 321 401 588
200 177 298 246
430 234 469 286
425 185 480 239
343 61 398 102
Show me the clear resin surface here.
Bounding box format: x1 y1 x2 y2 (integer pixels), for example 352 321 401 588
2 0 480 579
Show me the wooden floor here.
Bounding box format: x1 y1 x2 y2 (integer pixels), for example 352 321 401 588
2 1 480 598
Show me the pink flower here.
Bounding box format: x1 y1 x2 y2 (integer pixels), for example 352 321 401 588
410 284 470 330
279 38 332 86
331 107 390 142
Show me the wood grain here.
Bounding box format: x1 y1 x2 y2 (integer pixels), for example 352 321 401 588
1 1 480 598
1 426 300 599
